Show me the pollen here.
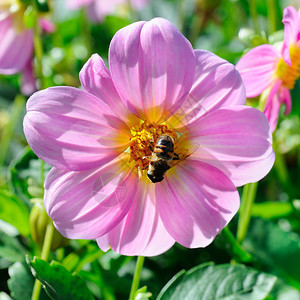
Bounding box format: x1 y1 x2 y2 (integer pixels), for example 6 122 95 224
129 121 177 170
276 44 300 89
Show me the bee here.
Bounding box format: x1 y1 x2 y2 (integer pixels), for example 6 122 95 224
146 134 180 183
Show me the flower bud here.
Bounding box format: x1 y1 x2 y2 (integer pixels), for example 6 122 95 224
30 202 69 250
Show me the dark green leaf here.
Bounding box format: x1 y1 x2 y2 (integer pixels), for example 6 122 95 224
62 242 103 273
8 147 50 208
35 0 50 12
27 257 94 300
0 230 27 267
244 218 300 288
157 263 277 300
7 262 35 300
0 190 29 236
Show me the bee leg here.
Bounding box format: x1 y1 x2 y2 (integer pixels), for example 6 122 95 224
142 156 152 170
173 153 180 160
142 156 151 160
148 134 155 151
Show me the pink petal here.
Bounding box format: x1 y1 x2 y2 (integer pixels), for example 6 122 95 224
236 45 280 98
263 80 282 132
0 15 33 74
24 87 131 171
40 18 56 33
282 6 300 65
66 0 94 9
169 50 245 129
79 54 139 125
130 0 149 10
188 106 274 186
280 86 292 115
44 155 138 239
109 18 195 123
156 160 239 248
97 181 175 256
87 0 122 22
21 60 37 96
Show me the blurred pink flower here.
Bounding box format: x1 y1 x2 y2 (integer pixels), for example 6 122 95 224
24 18 274 256
0 1 54 95
236 6 300 132
67 0 149 23
0 1 35 94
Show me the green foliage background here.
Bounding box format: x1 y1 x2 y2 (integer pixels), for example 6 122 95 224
0 0 300 299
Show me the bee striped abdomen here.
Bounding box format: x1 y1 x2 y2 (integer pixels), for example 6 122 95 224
154 135 174 158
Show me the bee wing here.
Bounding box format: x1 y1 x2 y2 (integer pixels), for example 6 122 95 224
170 143 199 168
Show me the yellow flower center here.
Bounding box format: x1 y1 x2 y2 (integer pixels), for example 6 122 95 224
129 121 177 170
276 44 300 89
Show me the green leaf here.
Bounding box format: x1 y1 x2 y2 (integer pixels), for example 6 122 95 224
251 202 293 219
244 218 300 288
8 147 50 208
157 263 277 300
24 5 36 29
27 257 95 300
216 227 252 263
0 230 27 267
7 261 48 300
35 0 50 12
7 262 35 300
104 16 131 35
0 292 12 300
270 279 300 300
62 242 103 273
135 286 152 300
0 190 29 236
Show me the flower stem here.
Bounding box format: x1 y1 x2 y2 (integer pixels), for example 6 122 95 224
126 0 134 20
222 227 252 262
32 3 46 90
273 138 289 188
267 0 276 35
41 223 55 260
0 95 25 167
249 0 259 34
237 182 258 243
178 0 185 33
129 256 145 300
31 222 55 300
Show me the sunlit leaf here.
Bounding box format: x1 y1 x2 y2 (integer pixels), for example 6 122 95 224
157 263 277 300
270 278 300 300
27 257 95 300
251 202 293 219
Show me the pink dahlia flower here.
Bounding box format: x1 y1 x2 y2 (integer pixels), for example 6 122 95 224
0 1 54 95
0 0 35 94
24 18 274 256
67 0 149 23
236 6 300 132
